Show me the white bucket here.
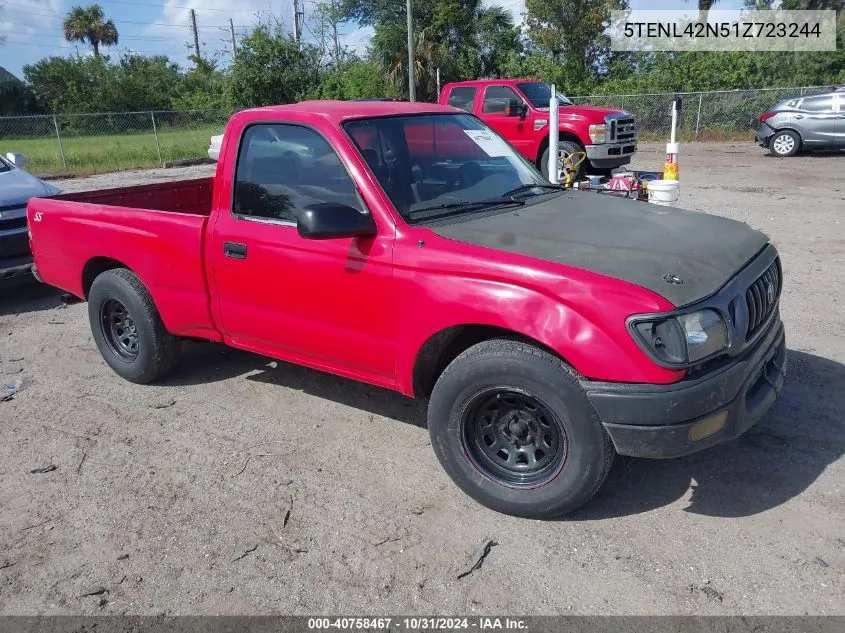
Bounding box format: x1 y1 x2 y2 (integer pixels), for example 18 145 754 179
647 179 679 206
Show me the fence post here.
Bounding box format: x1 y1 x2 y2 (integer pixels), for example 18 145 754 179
694 93 703 140
52 114 67 172
151 112 164 168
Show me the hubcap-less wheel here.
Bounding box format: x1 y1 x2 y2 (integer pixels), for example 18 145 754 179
555 147 573 182
461 388 567 488
772 134 795 155
101 298 139 361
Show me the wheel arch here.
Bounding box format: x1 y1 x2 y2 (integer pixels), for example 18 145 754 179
410 324 573 399
82 256 132 299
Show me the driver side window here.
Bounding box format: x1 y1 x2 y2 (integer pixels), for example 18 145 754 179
482 86 523 114
232 123 364 224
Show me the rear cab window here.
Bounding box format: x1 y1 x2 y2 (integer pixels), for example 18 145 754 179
447 87 477 112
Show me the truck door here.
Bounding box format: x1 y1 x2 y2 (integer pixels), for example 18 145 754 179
794 94 837 147
479 85 532 156
209 122 396 384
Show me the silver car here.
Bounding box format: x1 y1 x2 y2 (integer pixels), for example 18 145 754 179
1 152 62 286
756 87 845 157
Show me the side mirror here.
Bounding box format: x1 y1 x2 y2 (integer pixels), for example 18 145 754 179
505 99 527 118
6 152 27 169
296 202 377 240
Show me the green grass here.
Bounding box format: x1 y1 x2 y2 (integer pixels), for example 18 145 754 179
9 124 757 178
9 126 220 177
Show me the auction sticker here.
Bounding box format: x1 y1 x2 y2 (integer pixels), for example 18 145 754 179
463 130 512 157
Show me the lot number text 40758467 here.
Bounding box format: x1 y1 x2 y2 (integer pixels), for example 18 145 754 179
307 618 528 631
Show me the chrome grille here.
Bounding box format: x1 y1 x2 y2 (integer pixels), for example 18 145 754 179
613 117 636 141
0 206 27 232
745 258 780 339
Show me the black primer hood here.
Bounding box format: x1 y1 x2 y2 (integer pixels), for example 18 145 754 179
428 190 769 308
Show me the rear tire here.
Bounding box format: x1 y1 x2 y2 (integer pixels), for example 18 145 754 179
769 130 800 157
427 339 614 519
540 140 586 183
87 268 180 384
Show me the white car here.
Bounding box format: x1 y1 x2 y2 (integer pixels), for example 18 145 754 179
1 152 62 285
207 129 316 163
208 134 223 161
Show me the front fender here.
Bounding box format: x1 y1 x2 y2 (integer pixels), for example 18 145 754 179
395 272 683 397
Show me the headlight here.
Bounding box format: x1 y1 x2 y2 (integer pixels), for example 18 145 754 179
630 309 728 366
589 124 606 144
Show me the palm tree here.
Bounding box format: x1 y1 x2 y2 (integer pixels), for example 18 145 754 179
698 0 719 22
684 0 719 23
371 0 517 100
373 24 448 100
63 4 119 57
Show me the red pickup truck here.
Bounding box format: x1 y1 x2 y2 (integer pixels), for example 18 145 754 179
27 101 786 519
439 79 637 179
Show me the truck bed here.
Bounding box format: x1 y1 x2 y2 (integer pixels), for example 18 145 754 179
56 177 213 215
27 177 220 341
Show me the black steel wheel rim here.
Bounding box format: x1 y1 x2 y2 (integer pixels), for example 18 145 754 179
461 388 567 488
100 299 139 362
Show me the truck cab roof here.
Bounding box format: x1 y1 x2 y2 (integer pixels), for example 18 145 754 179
237 100 462 125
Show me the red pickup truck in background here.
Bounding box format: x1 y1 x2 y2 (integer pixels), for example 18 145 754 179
439 79 637 179
27 100 785 519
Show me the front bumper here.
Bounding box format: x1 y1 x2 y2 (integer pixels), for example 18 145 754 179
0 254 36 287
585 141 637 168
583 318 786 459
756 122 775 148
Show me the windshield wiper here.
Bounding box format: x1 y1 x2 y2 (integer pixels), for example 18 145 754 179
410 197 524 219
501 183 566 199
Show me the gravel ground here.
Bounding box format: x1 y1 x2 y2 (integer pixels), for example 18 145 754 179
1 143 843 616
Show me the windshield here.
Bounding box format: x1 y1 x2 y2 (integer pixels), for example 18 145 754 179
343 113 555 224
516 82 574 108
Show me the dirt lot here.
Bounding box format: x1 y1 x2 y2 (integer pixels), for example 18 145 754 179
1 143 843 616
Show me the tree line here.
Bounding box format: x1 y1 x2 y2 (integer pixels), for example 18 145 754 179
1 0 843 117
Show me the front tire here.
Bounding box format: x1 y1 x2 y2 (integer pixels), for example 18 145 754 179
540 141 586 183
427 339 614 519
769 130 800 157
88 268 181 384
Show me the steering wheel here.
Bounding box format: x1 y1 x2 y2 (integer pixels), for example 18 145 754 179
451 162 483 190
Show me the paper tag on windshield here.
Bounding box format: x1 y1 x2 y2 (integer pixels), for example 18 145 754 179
463 130 511 157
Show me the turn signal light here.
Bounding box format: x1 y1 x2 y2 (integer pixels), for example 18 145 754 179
688 411 728 443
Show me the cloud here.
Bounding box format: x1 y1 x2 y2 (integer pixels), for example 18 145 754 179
486 0 527 25
145 0 298 61
1 0 68 69
339 25 375 57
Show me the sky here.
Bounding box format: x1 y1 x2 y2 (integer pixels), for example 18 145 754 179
3 0 746 81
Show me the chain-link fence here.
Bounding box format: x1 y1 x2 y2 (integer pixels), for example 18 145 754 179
571 85 838 141
0 109 232 176
0 85 839 176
